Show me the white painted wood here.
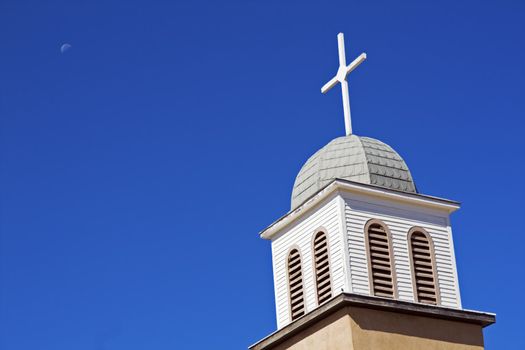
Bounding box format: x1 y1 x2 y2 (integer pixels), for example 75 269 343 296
343 192 461 309
271 194 345 329
260 179 459 240
321 33 367 136
446 216 463 308
337 194 353 293
267 185 463 330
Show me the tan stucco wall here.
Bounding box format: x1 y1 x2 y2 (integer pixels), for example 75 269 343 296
272 309 353 350
270 307 484 350
348 306 484 350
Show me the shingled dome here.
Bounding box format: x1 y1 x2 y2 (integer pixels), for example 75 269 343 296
291 135 417 210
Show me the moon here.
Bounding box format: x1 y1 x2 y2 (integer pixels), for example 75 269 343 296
60 43 72 53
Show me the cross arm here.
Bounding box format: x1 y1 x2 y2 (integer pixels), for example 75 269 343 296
345 53 367 76
321 76 338 94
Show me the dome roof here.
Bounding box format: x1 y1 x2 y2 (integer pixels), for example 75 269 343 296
291 135 417 209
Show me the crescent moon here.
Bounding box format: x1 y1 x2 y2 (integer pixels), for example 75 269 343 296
60 43 72 53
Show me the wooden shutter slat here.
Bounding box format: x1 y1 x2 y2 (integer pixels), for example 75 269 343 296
415 272 434 279
413 260 433 268
412 247 431 254
370 245 390 253
315 254 329 264
413 253 432 261
373 285 393 293
316 264 330 277
370 251 390 260
411 234 428 242
290 288 304 299
369 232 388 240
418 292 437 299
369 238 389 246
372 269 392 276
289 282 302 293
289 268 301 278
315 259 328 271
374 279 393 287
317 279 331 291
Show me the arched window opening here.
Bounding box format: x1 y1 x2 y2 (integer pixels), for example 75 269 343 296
287 248 305 321
366 221 395 298
409 230 439 305
313 231 332 305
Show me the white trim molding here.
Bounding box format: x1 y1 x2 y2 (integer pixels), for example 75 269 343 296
261 179 460 240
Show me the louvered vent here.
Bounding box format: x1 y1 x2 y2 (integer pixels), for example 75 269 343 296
287 249 305 321
313 232 332 305
367 223 395 298
410 231 438 305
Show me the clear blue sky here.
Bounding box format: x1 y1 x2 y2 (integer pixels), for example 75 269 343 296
1 0 524 349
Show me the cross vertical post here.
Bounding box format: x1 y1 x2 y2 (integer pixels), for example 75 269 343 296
321 33 366 136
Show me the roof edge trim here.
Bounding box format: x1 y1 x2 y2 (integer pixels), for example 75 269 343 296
249 293 495 350
260 178 460 240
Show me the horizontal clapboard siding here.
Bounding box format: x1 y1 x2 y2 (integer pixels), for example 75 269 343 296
344 196 461 309
271 195 344 329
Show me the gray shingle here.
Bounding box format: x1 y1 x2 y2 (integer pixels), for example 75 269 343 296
291 135 417 209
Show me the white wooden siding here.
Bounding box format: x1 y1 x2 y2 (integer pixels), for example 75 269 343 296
343 194 461 309
271 195 345 329
269 190 462 330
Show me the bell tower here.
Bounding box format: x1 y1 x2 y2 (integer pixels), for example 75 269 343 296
250 34 495 350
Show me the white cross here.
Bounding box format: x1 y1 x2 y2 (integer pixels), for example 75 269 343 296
321 33 366 136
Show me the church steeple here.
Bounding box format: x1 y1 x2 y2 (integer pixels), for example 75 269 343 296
250 33 495 350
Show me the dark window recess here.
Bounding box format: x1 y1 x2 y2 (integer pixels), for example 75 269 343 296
313 232 332 305
410 231 438 305
367 223 395 298
288 249 305 320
